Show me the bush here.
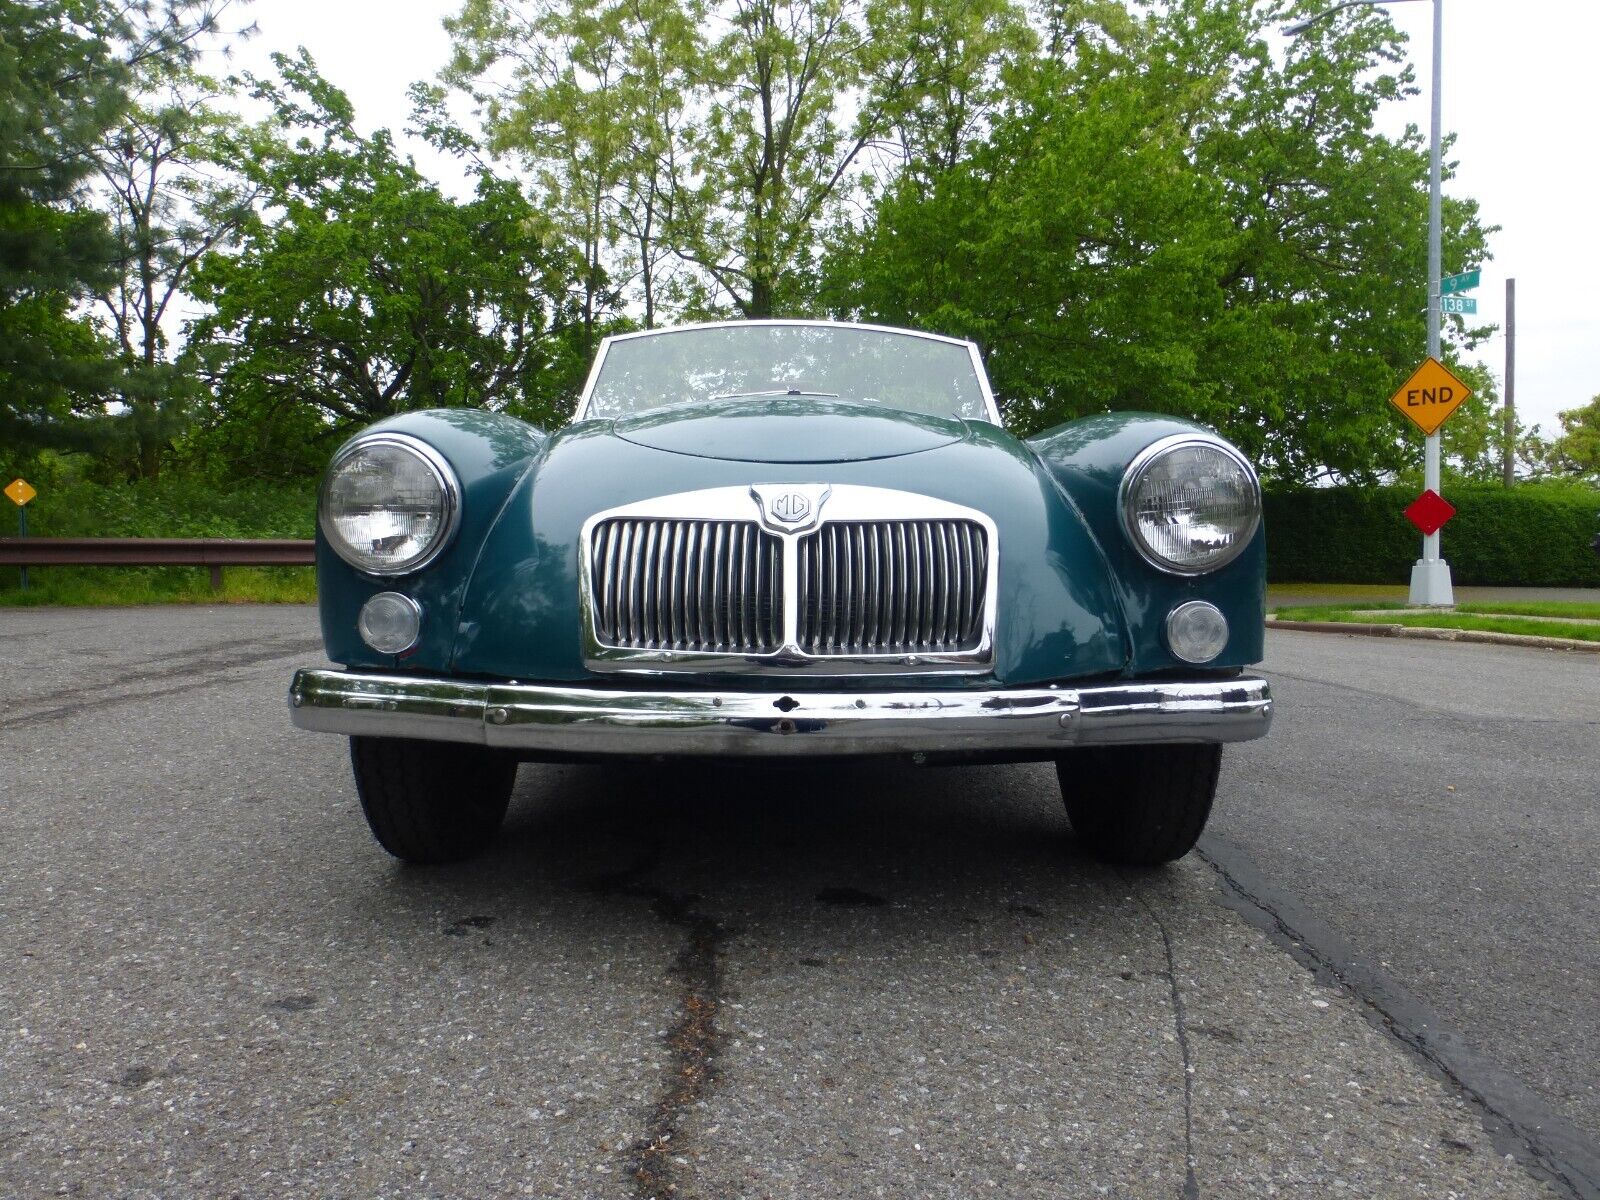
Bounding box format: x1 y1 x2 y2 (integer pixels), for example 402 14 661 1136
1265 483 1600 586
7 477 316 539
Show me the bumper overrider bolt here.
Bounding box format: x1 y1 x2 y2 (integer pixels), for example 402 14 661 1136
487 707 509 725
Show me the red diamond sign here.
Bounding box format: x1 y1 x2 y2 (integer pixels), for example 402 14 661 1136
1404 489 1456 536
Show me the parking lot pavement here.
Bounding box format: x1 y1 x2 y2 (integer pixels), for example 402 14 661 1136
0 607 1574 1198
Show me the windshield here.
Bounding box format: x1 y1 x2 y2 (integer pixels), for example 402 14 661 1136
582 323 993 422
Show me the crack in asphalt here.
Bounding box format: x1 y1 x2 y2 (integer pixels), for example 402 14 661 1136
1 638 324 730
581 850 728 1200
1198 836 1599 1200
1123 876 1201 1200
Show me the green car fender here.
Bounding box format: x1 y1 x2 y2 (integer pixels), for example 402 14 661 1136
1026 411 1267 675
314 408 548 671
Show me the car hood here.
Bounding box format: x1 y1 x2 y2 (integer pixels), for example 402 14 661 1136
609 398 967 463
447 416 1131 687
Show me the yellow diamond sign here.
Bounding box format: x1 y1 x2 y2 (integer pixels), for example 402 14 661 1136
1389 357 1471 435
4 478 36 507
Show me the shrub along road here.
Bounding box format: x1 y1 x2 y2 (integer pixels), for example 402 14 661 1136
0 608 1591 1198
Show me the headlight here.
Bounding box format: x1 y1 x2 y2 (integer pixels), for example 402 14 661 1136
1119 434 1261 574
319 433 460 575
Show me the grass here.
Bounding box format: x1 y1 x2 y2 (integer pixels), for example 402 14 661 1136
1273 603 1600 643
1457 601 1600 621
1278 600 1600 621
0 566 317 607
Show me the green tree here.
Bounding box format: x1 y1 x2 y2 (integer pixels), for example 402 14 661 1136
445 0 700 330
1437 363 1500 482
185 53 580 478
446 0 1030 320
823 0 1494 483
93 66 260 478
0 0 240 472
1547 395 1600 483
864 0 1035 190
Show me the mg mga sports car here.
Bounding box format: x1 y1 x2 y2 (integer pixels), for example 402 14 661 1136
289 320 1272 865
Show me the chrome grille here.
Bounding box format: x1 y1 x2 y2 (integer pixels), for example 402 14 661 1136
797 520 988 656
590 518 782 653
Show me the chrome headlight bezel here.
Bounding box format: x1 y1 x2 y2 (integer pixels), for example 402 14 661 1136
318 432 462 576
1118 433 1262 576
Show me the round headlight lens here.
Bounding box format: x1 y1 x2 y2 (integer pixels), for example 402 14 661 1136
1121 436 1261 574
320 435 459 575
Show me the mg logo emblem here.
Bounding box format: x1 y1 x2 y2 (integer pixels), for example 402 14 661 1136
750 483 830 533
770 492 810 523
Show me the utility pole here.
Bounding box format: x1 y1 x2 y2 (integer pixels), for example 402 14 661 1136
1503 277 1516 486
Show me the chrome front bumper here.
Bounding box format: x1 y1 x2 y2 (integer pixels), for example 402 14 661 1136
288 669 1272 757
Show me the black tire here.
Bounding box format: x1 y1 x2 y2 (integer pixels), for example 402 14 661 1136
348 736 517 864
1056 743 1221 866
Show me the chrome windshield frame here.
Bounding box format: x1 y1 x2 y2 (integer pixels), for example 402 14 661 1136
573 319 1002 426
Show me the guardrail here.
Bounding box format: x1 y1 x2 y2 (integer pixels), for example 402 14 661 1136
0 537 314 592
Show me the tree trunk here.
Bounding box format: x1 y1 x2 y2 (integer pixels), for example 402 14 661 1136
139 433 161 481
749 276 774 319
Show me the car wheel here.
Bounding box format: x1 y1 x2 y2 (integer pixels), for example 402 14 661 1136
348 736 517 864
1056 744 1221 866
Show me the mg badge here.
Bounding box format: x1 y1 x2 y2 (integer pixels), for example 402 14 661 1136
771 492 810 523
750 483 830 534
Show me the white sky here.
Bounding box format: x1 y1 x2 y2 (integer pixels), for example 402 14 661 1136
215 0 1599 433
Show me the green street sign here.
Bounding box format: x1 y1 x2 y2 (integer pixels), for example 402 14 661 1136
1441 269 1480 295
1440 295 1477 316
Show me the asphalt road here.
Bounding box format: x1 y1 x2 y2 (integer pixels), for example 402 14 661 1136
1216 631 1600 1175
0 607 1592 1199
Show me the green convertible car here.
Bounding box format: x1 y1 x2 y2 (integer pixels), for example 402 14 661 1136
289 320 1272 866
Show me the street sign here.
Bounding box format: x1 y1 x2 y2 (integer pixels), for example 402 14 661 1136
1389 357 1472 435
1404 489 1456 536
1440 296 1477 316
4 478 35 507
1440 269 1480 295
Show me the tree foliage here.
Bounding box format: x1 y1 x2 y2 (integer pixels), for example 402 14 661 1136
93 62 259 478
445 0 1032 319
0 0 238 473
1546 395 1600 483
184 53 583 478
822 0 1494 482
8 0 1532 493
444 0 700 329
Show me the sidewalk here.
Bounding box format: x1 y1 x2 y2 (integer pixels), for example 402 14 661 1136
1268 582 1600 609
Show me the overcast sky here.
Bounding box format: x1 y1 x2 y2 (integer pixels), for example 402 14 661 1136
215 0 1599 433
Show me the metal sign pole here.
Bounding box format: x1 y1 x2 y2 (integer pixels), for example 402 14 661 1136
17 503 27 592
1410 0 1454 606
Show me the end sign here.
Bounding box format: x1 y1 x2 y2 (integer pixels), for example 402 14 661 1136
1389 357 1471 436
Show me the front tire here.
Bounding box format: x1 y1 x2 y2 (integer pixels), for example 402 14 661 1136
1057 744 1221 866
349 736 517 864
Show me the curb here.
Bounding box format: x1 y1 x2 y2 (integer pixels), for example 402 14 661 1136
1268 618 1600 653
